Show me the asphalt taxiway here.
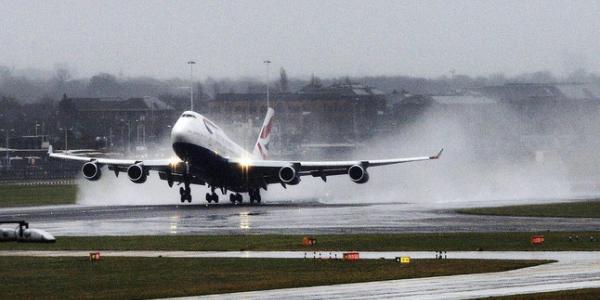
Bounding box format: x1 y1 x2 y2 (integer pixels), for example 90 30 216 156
1 201 599 235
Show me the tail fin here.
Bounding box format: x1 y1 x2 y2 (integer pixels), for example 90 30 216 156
253 107 275 160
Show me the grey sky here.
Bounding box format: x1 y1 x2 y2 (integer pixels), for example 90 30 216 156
1 0 599 79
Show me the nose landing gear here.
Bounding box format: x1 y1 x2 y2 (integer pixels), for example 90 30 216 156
179 179 192 203
179 186 192 203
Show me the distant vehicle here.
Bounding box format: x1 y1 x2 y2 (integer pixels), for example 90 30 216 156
49 108 442 204
0 221 55 243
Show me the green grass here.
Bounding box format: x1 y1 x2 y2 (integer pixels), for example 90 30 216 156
0 257 548 300
457 200 600 218
0 184 77 207
1 232 599 251
483 288 600 299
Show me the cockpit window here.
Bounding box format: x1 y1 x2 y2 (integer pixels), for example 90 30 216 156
181 113 197 118
203 118 219 135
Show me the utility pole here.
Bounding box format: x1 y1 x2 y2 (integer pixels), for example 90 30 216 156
187 61 196 111
264 60 271 108
59 128 71 150
127 121 131 153
1 129 13 169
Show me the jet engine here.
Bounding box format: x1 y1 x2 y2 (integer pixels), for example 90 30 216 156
348 165 369 184
127 163 148 183
278 166 300 185
82 162 102 181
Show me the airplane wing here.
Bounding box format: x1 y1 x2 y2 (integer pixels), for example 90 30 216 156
48 145 170 169
47 145 200 185
229 148 443 185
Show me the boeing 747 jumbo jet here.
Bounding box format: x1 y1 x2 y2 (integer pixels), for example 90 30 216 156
49 108 442 204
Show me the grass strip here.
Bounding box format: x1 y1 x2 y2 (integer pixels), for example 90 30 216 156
457 200 600 218
0 184 77 207
1 232 599 251
0 257 548 300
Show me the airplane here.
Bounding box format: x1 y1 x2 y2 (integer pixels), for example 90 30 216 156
49 108 443 204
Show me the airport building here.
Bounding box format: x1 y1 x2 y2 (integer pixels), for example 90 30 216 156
209 83 386 158
57 95 177 152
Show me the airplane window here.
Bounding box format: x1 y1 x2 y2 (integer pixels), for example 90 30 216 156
181 114 197 118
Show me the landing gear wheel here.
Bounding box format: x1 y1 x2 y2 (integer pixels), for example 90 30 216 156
180 187 192 203
249 190 262 205
230 194 236 204
211 192 219 203
206 193 211 203
180 187 186 203
235 193 243 203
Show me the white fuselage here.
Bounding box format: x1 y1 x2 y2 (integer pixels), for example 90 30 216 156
170 111 251 161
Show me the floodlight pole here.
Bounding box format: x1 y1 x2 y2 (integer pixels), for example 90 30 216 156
187 61 196 111
264 60 271 108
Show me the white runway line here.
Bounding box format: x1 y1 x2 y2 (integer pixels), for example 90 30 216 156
1 250 599 299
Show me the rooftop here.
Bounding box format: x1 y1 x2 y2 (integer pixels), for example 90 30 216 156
66 96 174 112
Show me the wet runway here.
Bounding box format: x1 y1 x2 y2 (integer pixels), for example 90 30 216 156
0 200 599 236
1 250 598 299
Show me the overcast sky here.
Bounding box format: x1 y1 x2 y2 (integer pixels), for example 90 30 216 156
1 0 599 79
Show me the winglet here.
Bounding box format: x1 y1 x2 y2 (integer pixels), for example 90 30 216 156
47 145 53 155
430 148 444 159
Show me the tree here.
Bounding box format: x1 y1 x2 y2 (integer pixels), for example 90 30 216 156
309 74 322 88
0 65 11 78
87 73 121 97
52 66 71 96
279 67 289 92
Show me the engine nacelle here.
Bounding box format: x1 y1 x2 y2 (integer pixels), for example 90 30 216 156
278 166 300 185
82 162 102 181
127 163 147 184
348 165 370 184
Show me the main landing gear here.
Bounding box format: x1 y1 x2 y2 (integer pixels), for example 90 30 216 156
205 192 219 203
205 186 219 204
229 193 243 204
249 190 262 204
228 190 261 205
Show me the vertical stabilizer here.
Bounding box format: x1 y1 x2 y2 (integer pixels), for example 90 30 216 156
253 107 275 160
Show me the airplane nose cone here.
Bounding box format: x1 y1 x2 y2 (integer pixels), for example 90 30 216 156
170 118 190 145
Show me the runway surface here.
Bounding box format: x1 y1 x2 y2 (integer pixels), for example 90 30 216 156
0 202 600 236
1 201 599 236
1 250 598 299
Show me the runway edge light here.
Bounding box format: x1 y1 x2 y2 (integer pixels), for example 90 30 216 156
343 252 360 261
531 235 545 245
